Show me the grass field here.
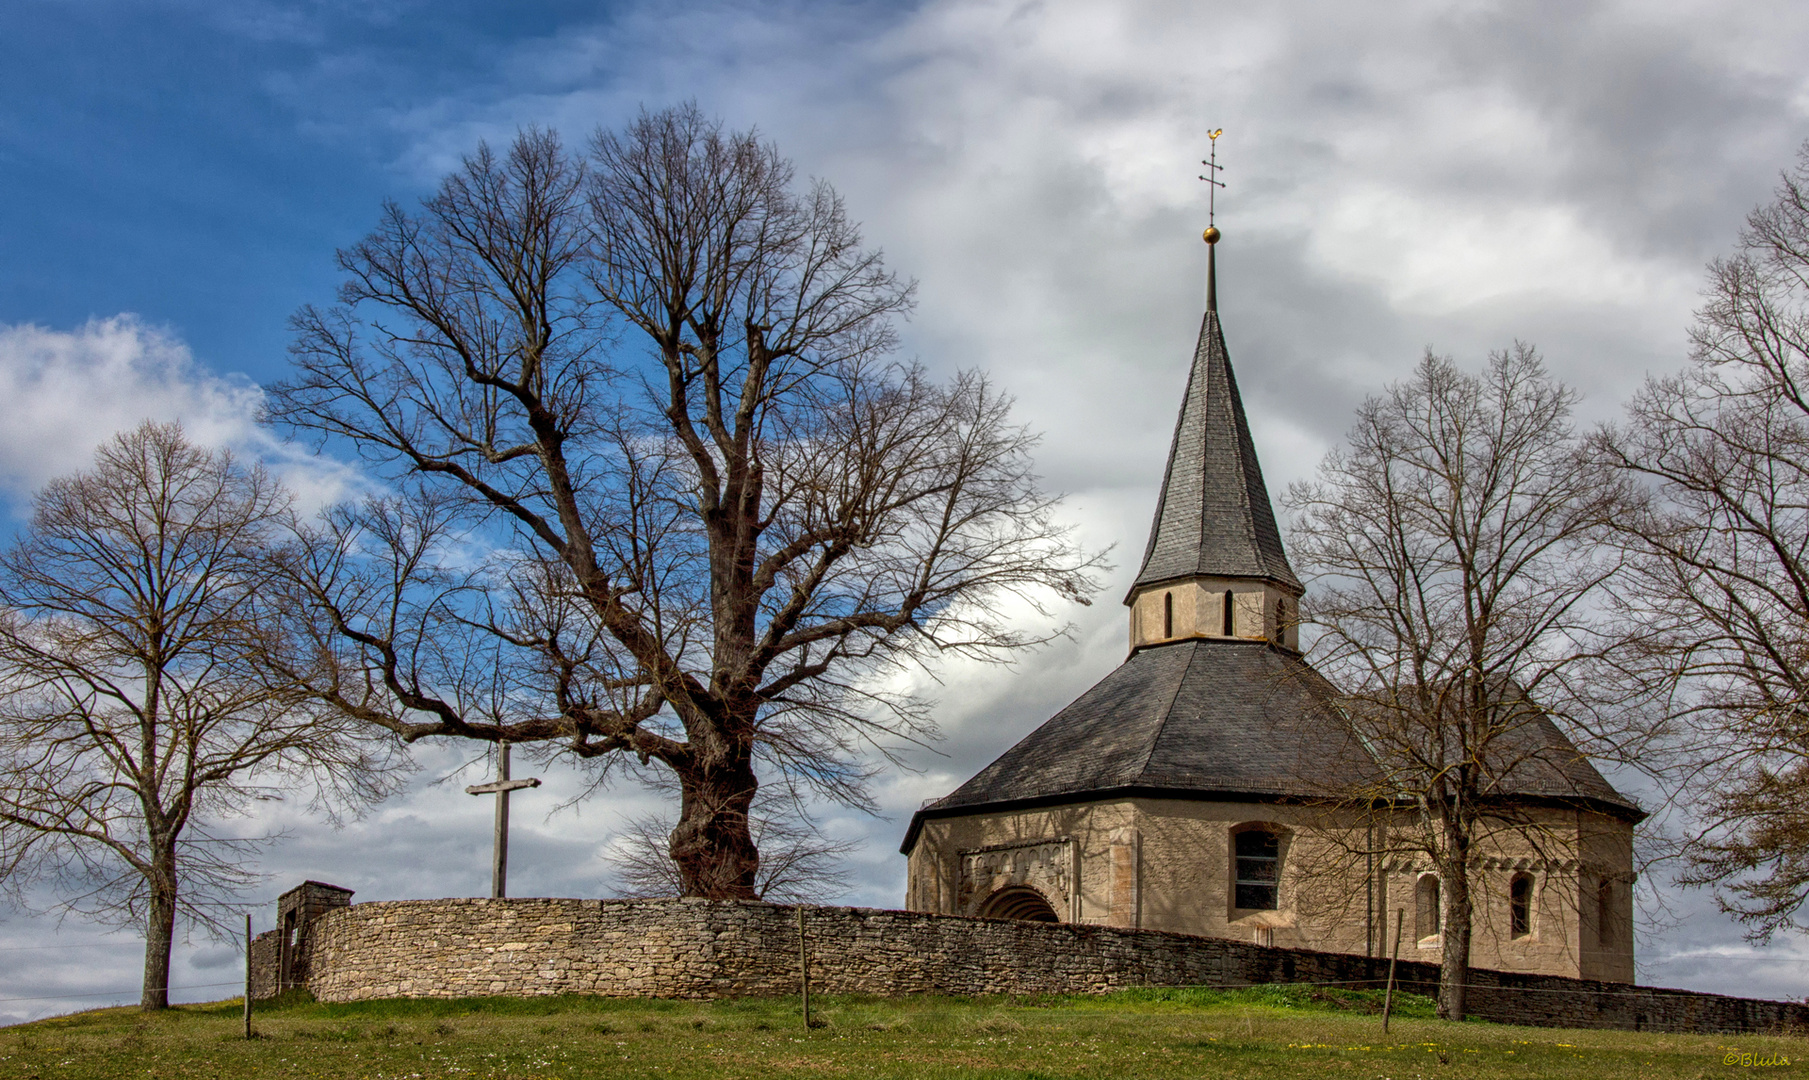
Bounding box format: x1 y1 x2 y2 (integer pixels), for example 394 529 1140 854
2 985 1799 1079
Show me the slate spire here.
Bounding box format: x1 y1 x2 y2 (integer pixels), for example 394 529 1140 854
1130 234 1300 596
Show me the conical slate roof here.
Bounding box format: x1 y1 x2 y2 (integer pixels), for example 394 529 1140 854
1131 307 1299 594
900 637 1642 852
1481 710 1641 814
925 638 1376 813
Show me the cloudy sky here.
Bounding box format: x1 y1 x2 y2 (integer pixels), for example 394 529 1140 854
3 0 1808 1020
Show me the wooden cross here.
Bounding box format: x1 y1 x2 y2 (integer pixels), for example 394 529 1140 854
465 743 542 898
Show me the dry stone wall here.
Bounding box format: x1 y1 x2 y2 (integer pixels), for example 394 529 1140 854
248 929 283 1000
268 896 1806 1036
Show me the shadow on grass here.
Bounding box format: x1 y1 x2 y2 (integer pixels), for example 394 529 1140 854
256 991 697 1021
1049 984 1440 1019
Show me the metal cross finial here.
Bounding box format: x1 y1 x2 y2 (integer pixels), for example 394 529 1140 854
1199 129 1224 310
1199 128 1225 227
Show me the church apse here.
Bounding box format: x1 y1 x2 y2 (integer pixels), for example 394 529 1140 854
900 222 1642 983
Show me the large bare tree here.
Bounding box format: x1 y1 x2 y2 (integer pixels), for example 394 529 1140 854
0 423 394 1010
1285 346 1637 1020
1597 143 1809 941
270 108 1101 898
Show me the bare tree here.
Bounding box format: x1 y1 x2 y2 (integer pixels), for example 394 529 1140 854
269 108 1102 898
0 423 396 1010
1285 346 1637 1020
1596 143 1809 941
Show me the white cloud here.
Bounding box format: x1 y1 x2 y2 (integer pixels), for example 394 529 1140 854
1307 186 1698 316
0 316 364 513
0 316 261 498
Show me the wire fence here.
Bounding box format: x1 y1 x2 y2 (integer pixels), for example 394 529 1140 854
0 981 243 1006
1 972 1801 1036
1181 975 1807 1003
0 943 134 954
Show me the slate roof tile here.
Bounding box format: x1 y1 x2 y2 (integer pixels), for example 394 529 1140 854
1131 310 1300 594
916 638 1640 826
931 639 1374 810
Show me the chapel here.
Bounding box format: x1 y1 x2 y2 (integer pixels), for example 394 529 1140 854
900 228 1643 982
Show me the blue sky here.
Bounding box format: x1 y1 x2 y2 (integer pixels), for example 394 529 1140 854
1 1 671 376
4 0 1809 1020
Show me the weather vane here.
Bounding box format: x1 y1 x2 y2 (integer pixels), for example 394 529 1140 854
1199 128 1224 245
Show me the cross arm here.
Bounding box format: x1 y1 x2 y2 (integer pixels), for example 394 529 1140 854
465 778 543 795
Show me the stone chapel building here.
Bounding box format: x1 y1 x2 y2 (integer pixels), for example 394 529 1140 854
900 232 1642 983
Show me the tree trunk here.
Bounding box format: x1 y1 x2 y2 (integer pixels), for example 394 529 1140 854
668 759 761 899
1436 821 1472 1021
141 854 178 1011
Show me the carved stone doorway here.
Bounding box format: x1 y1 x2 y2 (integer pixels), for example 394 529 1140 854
977 885 1060 922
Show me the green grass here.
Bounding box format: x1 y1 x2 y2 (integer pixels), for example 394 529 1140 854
2 986 1799 1079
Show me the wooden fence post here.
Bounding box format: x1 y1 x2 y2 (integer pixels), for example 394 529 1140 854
1382 907 1405 1034
243 912 254 1039
797 904 812 1029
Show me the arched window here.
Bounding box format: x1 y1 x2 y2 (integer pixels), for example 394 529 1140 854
1163 592 1173 638
1596 880 1613 947
1222 590 1234 636
1234 830 1280 910
1416 874 1441 940
1509 873 1533 938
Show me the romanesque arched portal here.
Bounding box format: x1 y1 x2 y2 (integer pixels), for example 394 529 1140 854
976 885 1059 922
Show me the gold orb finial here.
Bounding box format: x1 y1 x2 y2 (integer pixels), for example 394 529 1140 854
1202 225 1221 245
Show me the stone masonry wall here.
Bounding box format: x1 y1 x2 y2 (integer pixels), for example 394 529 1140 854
277 896 1808 1036
249 928 283 1001
247 924 323 999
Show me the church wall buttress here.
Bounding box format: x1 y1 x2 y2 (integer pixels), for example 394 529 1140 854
1107 829 1141 928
